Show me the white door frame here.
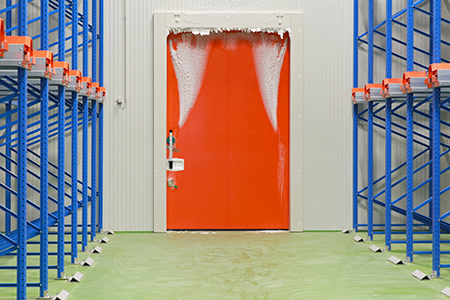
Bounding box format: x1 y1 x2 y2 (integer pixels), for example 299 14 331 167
153 12 304 233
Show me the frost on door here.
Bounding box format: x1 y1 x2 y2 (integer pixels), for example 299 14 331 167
167 31 290 230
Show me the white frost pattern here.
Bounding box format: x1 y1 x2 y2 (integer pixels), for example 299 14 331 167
252 34 287 131
277 138 287 201
169 34 211 128
169 31 288 130
168 27 290 39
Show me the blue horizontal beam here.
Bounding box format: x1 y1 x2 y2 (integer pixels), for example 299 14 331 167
358 116 431 148
357 148 430 195
0 0 33 15
0 233 17 247
0 266 58 270
357 39 429 69
392 19 450 48
26 148 93 192
0 283 40 288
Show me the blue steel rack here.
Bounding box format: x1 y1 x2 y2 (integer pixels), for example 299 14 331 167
353 0 450 277
0 0 105 299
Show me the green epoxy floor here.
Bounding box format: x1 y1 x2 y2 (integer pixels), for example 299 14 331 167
1 231 450 299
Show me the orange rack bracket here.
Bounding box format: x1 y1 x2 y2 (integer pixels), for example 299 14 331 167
80 77 92 97
381 78 403 98
30 50 54 79
98 87 106 103
352 88 364 104
0 35 34 70
400 71 428 94
0 18 9 58
427 63 450 88
67 70 82 92
3 36 35 70
364 83 383 101
90 82 100 101
53 61 70 86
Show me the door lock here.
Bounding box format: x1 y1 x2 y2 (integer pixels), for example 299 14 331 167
167 130 184 171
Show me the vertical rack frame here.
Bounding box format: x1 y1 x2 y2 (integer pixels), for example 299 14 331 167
0 0 106 298
352 0 450 277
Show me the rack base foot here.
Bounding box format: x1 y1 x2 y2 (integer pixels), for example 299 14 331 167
54 273 68 281
36 291 52 300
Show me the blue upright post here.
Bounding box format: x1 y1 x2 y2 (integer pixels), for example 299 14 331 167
81 0 89 251
91 102 97 241
429 0 434 67
92 0 98 84
6 0 12 34
428 0 434 224
385 97 392 250
385 0 393 251
17 1 28 298
429 102 433 224
91 0 98 242
39 0 50 297
57 0 67 279
352 0 359 233
71 0 79 260
405 0 414 263
5 104 11 236
352 104 358 232
431 0 441 278
367 0 374 82
367 102 374 241
367 0 374 241
98 0 104 233
4 0 12 237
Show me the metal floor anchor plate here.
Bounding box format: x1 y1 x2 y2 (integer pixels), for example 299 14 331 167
442 287 450 297
53 290 70 300
68 271 84 283
100 236 110 243
369 245 383 252
80 257 95 266
91 245 103 254
388 256 405 265
353 235 364 242
411 269 431 280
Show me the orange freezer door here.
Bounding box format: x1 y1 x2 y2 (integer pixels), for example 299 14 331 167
167 32 290 230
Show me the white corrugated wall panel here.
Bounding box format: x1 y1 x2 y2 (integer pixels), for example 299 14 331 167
104 0 353 231
299 1 353 230
103 0 133 230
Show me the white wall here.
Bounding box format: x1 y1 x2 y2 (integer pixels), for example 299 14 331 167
103 0 353 231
